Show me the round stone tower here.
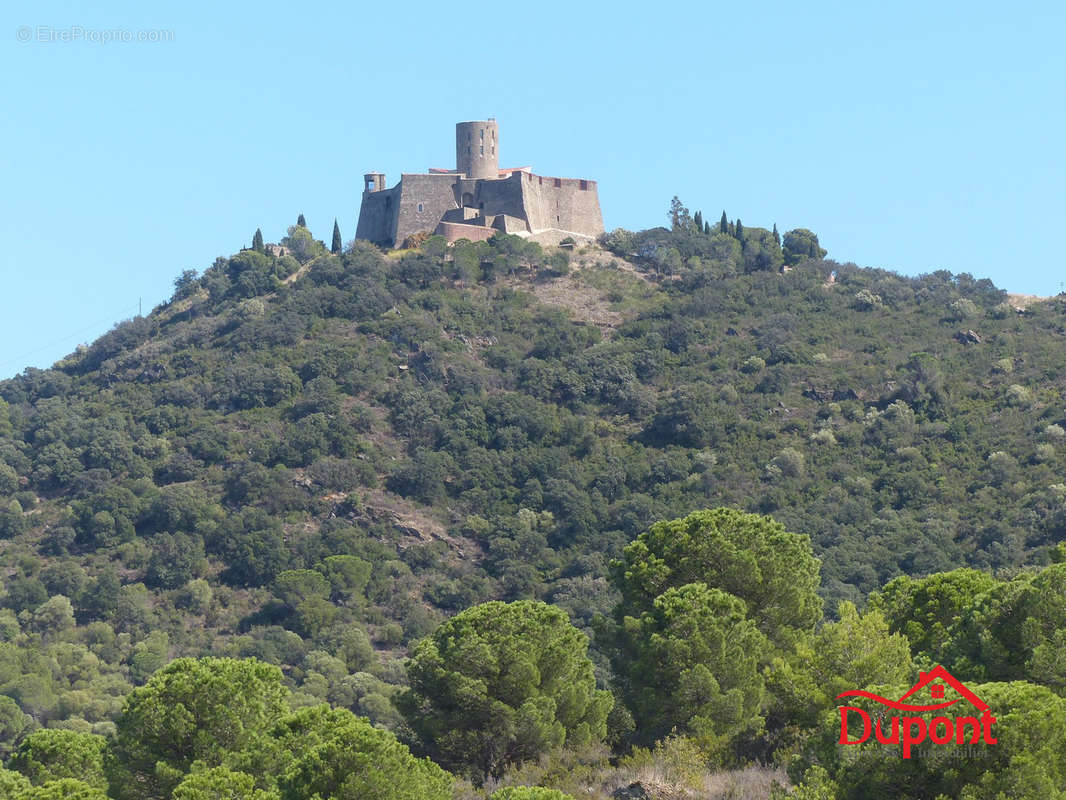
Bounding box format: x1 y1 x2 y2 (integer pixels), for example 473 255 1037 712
456 119 499 180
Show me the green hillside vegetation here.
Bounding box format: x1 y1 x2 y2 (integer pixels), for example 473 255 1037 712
0 208 1065 796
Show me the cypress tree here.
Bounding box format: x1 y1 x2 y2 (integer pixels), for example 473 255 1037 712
331 219 342 254
297 214 307 228
252 228 264 252
704 220 711 235
772 223 780 246
735 219 744 240
694 210 703 233
719 211 728 235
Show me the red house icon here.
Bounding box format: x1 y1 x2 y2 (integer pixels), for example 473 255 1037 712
898 665 989 712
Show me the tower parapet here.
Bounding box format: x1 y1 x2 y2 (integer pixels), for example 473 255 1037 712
456 120 499 180
363 173 386 193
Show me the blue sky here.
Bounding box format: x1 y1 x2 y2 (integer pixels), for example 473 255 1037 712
2 0 1064 379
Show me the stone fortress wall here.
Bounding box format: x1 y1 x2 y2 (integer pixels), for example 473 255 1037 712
353 176 400 245
518 171 603 240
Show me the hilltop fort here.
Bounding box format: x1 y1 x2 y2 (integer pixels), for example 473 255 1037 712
356 119 604 248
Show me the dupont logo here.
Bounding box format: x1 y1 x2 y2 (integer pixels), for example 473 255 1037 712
835 665 997 758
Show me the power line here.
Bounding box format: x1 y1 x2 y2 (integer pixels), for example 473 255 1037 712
0 301 143 374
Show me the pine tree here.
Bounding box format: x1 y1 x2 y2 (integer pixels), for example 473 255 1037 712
252 228 264 252
720 211 728 235
297 214 307 228
331 219 342 254
669 197 684 231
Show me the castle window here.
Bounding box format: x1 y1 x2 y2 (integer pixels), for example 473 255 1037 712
554 178 561 187
418 203 424 213
580 180 588 190
480 145 484 156
480 129 484 141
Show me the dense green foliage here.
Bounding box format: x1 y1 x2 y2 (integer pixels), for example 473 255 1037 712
608 509 821 754
171 767 278 800
613 508 822 645
17 779 109 799
110 658 288 799
0 656 451 800
872 562 1066 688
266 705 451 800
400 600 610 780
0 210 1065 796
766 600 914 731
618 583 767 750
8 730 107 788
